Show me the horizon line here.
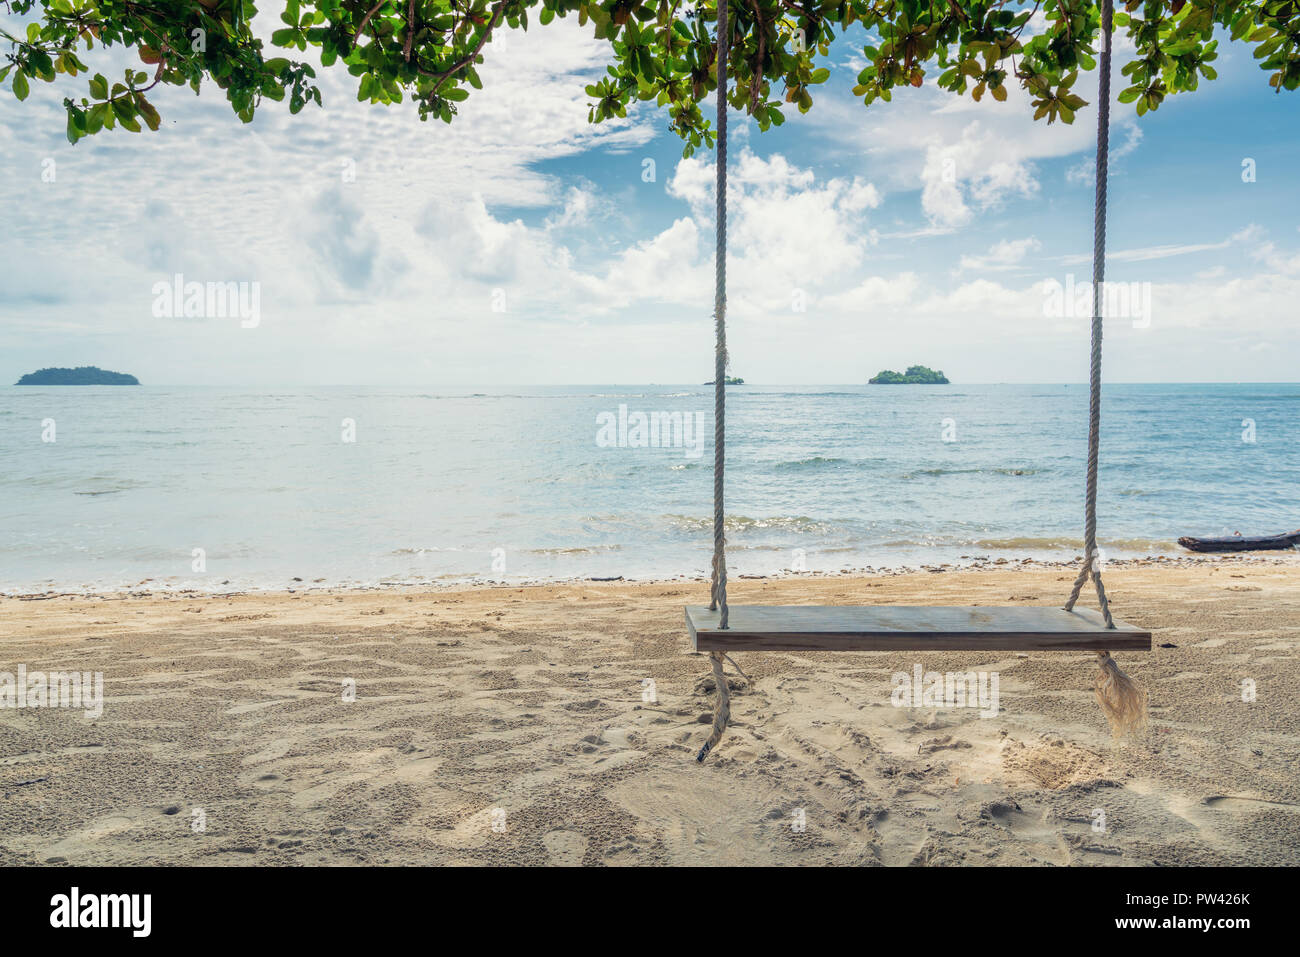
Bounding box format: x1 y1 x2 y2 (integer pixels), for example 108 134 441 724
8 380 1300 388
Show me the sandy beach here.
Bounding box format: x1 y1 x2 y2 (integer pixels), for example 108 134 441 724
2 557 1298 866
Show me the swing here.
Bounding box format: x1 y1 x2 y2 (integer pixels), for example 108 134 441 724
691 0 1150 762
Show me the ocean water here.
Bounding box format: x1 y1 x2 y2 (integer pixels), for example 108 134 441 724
1 383 1296 592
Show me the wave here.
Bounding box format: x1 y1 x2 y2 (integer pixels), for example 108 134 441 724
881 536 1179 551
665 514 837 534
72 478 150 496
773 456 851 470
527 545 624 555
902 467 1044 478
398 391 698 401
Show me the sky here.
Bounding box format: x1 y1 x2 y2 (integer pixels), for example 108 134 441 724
1 11 1298 386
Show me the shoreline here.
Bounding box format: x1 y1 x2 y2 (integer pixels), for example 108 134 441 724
6 551 1298 600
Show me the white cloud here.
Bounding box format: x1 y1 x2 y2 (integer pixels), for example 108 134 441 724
1060 226 1261 265
667 150 883 317
958 237 1043 273
1 15 1296 386
1066 122 1144 185
812 63 1143 229
916 124 1041 228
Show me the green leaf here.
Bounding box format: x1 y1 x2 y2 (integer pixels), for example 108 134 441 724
89 74 108 100
137 96 161 131
30 51 55 81
12 71 29 101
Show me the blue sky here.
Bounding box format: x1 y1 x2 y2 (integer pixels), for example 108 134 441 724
1 12 1297 385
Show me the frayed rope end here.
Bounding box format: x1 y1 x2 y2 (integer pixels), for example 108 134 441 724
1094 651 1147 738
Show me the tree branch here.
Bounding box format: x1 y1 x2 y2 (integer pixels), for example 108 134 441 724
748 0 766 111
353 0 387 44
403 0 414 61
415 0 505 93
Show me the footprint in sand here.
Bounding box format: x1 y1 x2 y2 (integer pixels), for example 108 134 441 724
602 835 654 865
541 829 587 866
574 729 647 773
1203 795 1300 814
1001 739 1110 790
82 814 135 838
918 735 972 755
42 812 139 861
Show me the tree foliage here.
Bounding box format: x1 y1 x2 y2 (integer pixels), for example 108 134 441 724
2 0 1297 148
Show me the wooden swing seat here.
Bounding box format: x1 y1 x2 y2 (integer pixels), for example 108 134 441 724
686 604 1150 653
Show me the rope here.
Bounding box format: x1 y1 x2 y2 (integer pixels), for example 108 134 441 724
700 0 731 763
695 0 1142 755
707 0 730 630
1064 0 1115 632
1060 0 1147 737
696 651 731 762
721 651 748 683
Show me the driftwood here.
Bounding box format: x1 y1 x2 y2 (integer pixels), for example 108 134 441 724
1178 529 1300 553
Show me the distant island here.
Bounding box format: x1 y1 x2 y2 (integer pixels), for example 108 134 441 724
15 366 140 386
704 376 745 385
869 365 949 385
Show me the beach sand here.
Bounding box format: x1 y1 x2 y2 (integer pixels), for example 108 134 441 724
2 558 1298 866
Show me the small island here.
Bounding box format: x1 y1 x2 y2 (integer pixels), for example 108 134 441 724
868 365 949 385
704 376 745 385
15 366 140 386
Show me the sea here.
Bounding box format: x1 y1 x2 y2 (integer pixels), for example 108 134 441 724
1 383 1296 593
